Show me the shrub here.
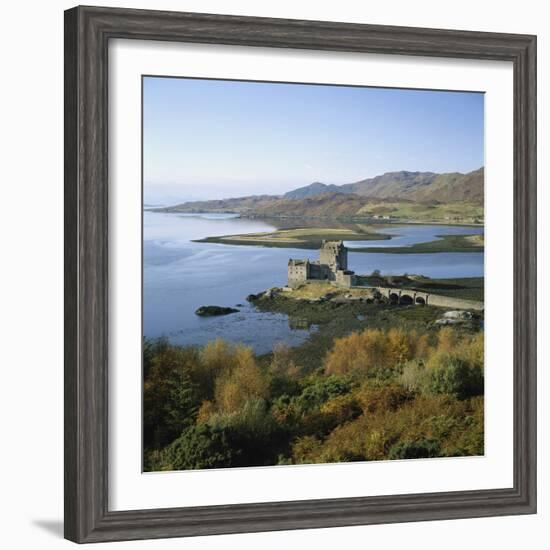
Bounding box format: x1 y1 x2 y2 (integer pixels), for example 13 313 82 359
269 344 301 378
324 328 422 376
436 327 459 354
214 351 268 413
388 439 441 460
207 398 289 466
399 359 426 392
424 354 483 399
270 376 356 438
355 383 412 414
156 424 239 471
292 436 323 464
196 400 216 424
296 375 353 411
324 329 389 375
195 340 245 399
320 394 362 424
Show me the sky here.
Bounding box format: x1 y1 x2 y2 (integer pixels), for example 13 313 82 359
143 76 484 204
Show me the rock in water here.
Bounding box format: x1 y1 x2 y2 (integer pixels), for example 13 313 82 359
195 305 239 317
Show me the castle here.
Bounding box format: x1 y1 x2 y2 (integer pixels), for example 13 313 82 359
288 240 356 288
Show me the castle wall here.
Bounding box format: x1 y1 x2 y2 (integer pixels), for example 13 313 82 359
309 263 332 281
335 270 355 288
287 262 309 288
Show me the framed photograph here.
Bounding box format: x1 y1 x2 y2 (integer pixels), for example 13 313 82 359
64 6 537 543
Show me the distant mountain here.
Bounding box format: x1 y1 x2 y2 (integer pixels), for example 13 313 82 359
341 171 438 198
247 192 375 218
157 167 483 221
284 168 484 204
284 181 344 199
159 194 277 214
410 167 484 204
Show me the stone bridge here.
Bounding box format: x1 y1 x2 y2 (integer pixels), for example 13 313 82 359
373 287 484 311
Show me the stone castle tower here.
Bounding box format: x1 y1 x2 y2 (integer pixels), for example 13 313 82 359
287 240 355 288
319 240 348 272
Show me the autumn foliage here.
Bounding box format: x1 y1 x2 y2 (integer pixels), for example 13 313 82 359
144 327 484 471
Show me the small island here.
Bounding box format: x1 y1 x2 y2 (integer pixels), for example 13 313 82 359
195 305 239 317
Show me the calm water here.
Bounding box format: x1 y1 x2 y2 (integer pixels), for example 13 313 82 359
344 224 484 248
143 212 484 353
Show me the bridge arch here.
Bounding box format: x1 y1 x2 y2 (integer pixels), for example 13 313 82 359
374 286 430 307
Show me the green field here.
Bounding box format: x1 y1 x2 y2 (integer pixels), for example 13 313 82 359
356 201 484 224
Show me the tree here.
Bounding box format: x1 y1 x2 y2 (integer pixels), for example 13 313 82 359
214 349 268 413
143 343 201 449
158 424 239 470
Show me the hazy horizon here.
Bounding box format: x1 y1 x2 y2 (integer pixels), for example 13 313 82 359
144 77 484 205
143 165 485 206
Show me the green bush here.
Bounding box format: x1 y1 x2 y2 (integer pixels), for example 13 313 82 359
294 375 353 413
425 355 483 399
157 424 239 470
207 398 290 466
388 439 441 460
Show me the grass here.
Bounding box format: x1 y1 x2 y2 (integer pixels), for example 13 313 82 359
356 201 484 225
195 226 390 249
286 281 373 300
353 234 484 254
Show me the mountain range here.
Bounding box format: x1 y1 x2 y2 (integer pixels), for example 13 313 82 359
159 167 484 220
284 168 483 203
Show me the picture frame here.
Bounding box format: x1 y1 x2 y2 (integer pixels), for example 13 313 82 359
64 5 537 543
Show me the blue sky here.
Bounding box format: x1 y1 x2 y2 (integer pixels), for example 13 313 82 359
143 76 484 204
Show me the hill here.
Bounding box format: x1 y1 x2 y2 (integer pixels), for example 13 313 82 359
284 181 347 199
285 168 484 204
157 167 483 223
159 194 277 214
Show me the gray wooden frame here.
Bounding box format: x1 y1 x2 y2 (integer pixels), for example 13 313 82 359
64 5 537 543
